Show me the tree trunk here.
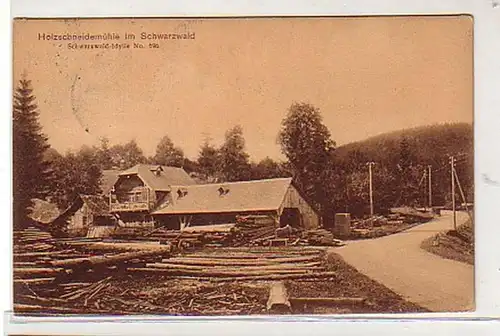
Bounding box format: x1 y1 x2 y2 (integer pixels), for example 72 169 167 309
49 248 170 269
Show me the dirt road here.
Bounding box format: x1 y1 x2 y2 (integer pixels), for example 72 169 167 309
331 211 474 312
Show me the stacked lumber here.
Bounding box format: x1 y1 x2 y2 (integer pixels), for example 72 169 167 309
128 247 335 282
47 248 171 271
111 227 152 240
389 207 434 222
300 229 345 247
226 215 278 247
13 227 83 283
14 227 55 250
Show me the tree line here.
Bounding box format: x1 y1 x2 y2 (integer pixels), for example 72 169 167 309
13 77 474 229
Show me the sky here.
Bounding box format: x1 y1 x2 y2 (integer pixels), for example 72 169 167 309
13 16 473 161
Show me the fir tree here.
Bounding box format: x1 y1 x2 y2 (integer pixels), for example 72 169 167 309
13 76 53 228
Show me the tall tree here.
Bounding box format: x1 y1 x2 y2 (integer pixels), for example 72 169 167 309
94 137 113 170
13 77 53 228
218 125 252 182
278 102 336 218
395 136 420 206
153 135 185 167
49 147 103 210
251 157 289 180
109 140 146 169
197 139 219 180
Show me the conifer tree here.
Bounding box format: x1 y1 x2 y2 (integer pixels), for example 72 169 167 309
13 76 53 228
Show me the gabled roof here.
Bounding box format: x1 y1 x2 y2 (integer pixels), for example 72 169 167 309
52 194 110 224
101 170 120 195
118 164 196 191
28 198 60 224
80 195 111 216
152 177 294 215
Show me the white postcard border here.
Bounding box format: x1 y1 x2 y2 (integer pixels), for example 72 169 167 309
4 0 500 335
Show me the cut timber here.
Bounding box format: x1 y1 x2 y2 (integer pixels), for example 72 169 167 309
182 252 321 259
127 268 313 277
13 304 111 315
267 281 291 313
146 262 324 272
14 251 68 258
289 297 367 306
200 271 337 282
162 255 320 267
201 247 321 253
14 267 66 277
49 248 170 269
14 304 75 313
13 277 55 284
14 262 39 267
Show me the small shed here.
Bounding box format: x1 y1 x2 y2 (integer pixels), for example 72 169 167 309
52 194 115 236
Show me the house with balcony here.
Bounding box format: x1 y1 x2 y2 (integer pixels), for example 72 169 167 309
109 164 196 224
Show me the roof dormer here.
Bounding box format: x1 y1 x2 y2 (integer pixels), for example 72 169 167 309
150 165 163 176
218 185 230 196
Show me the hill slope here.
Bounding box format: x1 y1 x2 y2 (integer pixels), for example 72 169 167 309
330 123 473 215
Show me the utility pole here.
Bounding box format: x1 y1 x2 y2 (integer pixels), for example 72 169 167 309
367 162 375 223
453 165 473 222
450 156 457 230
428 165 432 209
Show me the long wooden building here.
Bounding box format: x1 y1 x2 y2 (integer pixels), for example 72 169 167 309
150 177 320 230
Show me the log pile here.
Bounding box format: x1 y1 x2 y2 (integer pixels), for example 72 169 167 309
111 227 155 240
226 215 279 246
14 227 55 251
300 229 345 247
14 226 172 286
13 227 88 284
128 247 335 282
389 207 434 223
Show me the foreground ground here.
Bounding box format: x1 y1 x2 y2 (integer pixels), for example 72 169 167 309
14 247 426 315
332 211 474 312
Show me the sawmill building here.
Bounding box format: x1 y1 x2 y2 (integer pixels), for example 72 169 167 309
151 177 320 231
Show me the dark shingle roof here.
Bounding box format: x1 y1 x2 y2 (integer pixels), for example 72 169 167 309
101 170 120 195
80 195 110 216
119 164 196 191
28 199 60 224
152 178 293 215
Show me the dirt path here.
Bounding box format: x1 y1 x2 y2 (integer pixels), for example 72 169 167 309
330 211 474 312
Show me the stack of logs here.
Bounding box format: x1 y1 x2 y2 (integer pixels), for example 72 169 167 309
128 247 336 282
13 227 90 285
299 229 345 247
14 226 173 285
108 217 345 249
226 215 278 247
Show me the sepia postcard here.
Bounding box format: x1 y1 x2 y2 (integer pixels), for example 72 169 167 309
12 16 474 317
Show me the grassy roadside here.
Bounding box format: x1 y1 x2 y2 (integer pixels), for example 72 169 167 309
286 252 429 314
420 219 474 265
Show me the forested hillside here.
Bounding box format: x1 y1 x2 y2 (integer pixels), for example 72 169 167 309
330 123 473 216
